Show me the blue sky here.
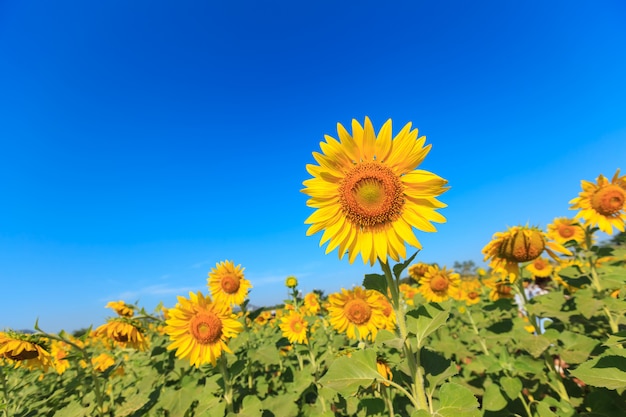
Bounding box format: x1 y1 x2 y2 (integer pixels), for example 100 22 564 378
1 1 625 333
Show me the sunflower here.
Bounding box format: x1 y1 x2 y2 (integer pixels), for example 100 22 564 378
208 260 252 307
455 278 483 306
279 311 308 344
408 262 431 282
483 276 515 302
327 286 388 341
417 265 461 303
0 331 53 371
165 291 243 367
302 117 449 265
285 276 298 288
303 292 321 315
50 340 71 374
399 283 419 306
546 217 586 246
94 318 149 351
105 300 135 317
482 226 571 280
376 358 393 386
570 169 626 234
90 352 116 373
525 257 553 278
379 296 397 331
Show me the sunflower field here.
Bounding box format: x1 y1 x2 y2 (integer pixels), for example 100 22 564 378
2 119 626 417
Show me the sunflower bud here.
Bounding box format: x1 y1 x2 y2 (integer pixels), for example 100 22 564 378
499 227 545 263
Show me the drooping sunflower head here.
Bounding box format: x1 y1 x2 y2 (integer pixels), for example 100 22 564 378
208 260 252 307
285 276 298 289
546 217 586 246
570 169 626 235
327 286 388 341
165 291 243 367
483 225 571 280
105 300 135 318
279 311 308 345
417 265 461 302
0 331 53 371
302 117 449 266
94 318 149 351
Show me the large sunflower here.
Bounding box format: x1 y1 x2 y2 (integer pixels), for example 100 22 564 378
570 169 626 235
279 311 308 344
417 265 461 302
208 260 252 307
327 286 388 341
302 117 449 265
0 331 53 371
94 318 149 351
165 291 243 367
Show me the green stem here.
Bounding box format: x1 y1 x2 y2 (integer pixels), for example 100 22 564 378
219 355 235 414
466 309 490 356
381 385 395 417
380 260 429 412
518 392 534 417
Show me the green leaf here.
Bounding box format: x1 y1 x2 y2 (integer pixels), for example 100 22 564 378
406 303 450 349
393 251 419 279
570 351 626 390
557 331 600 364
318 348 381 397
500 376 522 400
263 393 299 417
250 344 281 366
433 382 480 417
514 330 552 358
482 383 508 411
363 273 388 295
374 329 404 350
237 395 263 417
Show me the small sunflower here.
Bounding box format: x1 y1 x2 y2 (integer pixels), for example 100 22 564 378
376 358 393 386
570 169 626 234
285 276 298 288
255 310 273 326
302 117 449 266
483 276 515 302
94 318 149 351
455 278 483 306
379 296 397 331
50 340 71 374
327 286 388 341
91 352 116 373
546 217 586 246
279 311 308 344
165 291 243 367
0 331 53 371
525 257 553 278
208 261 252 307
303 292 321 315
408 262 431 282
417 265 461 302
105 300 135 317
399 283 419 306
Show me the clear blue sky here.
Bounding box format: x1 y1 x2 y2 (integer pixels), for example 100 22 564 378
2 1 625 333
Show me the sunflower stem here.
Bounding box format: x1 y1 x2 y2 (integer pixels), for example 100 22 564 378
219 354 235 414
466 309 490 356
380 260 429 412
0 366 10 417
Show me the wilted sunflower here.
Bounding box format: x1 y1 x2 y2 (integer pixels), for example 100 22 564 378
105 300 135 318
482 225 570 280
546 217 586 246
279 311 308 344
376 358 393 386
417 265 461 302
208 260 252 307
94 318 149 351
0 331 53 371
525 257 553 278
570 169 626 235
165 291 243 367
302 117 449 265
327 286 388 341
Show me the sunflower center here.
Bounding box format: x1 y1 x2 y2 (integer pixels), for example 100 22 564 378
5 349 40 361
344 298 372 325
533 259 547 270
339 162 404 229
591 184 625 216
190 312 223 344
558 224 575 238
114 333 130 343
467 291 479 300
430 275 449 292
220 274 241 294
290 319 304 333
